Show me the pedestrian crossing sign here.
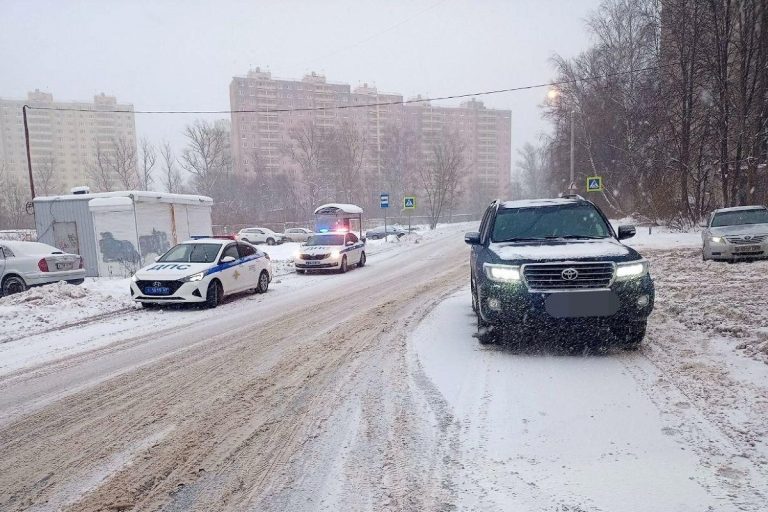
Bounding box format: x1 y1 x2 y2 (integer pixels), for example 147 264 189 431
586 176 603 192
403 196 416 209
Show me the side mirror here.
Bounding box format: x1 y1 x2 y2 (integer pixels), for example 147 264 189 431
361 237 367 243
699 223 708 228
154 256 160 262
464 231 481 245
346 241 354 247
617 225 636 240
221 255 236 264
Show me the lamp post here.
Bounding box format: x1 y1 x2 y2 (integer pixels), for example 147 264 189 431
547 88 577 194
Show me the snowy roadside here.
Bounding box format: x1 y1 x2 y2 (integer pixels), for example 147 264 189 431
0 222 474 376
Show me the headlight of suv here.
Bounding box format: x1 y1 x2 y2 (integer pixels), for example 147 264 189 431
180 271 206 282
710 236 725 244
484 263 521 282
616 260 649 280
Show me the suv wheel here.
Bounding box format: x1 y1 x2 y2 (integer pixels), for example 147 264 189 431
615 321 646 350
266 238 275 246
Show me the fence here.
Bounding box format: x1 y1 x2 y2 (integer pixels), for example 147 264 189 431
0 229 37 241
213 213 481 236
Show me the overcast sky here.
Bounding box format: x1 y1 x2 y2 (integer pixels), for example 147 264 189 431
0 0 600 170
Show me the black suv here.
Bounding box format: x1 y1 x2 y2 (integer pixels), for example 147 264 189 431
465 197 654 348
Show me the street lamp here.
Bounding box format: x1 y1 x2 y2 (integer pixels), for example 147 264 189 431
547 88 577 195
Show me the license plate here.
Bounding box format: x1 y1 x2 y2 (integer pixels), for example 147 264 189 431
145 286 171 295
734 245 761 253
304 261 320 265
545 291 620 318
56 262 73 270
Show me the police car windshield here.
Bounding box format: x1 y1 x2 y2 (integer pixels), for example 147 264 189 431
492 203 611 242
711 209 768 227
306 234 345 246
158 243 220 263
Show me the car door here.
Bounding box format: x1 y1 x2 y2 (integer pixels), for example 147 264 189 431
345 233 362 264
0 246 8 278
237 242 263 289
217 243 242 295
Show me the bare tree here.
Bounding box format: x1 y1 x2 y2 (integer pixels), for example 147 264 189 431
0 167 31 229
380 122 418 209
33 155 58 196
136 138 157 191
110 137 138 190
329 119 366 204
159 141 183 194
283 119 334 214
87 140 114 192
181 120 231 197
416 129 467 229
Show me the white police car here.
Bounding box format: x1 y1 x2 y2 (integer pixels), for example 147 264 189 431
294 231 366 273
131 238 272 308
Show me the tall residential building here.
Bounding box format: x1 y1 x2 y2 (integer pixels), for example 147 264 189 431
229 68 511 209
0 90 137 195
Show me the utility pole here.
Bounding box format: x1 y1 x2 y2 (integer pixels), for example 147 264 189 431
569 110 576 194
23 105 36 199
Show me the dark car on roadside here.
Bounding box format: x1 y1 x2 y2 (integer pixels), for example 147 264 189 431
465 196 654 349
365 226 407 240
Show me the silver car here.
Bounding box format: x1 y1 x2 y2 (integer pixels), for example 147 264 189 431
702 206 768 261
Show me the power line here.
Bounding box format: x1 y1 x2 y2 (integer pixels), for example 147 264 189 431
25 63 668 116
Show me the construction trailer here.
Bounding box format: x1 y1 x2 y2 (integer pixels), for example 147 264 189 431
33 190 213 277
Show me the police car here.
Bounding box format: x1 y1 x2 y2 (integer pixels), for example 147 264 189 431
294 231 366 273
131 238 272 308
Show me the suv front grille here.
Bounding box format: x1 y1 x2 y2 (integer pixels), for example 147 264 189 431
725 234 768 244
523 262 614 290
300 253 329 260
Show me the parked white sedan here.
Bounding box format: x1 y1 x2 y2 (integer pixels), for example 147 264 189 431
283 227 313 243
0 241 85 296
294 231 366 273
131 238 273 308
702 206 768 262
237 227 288 246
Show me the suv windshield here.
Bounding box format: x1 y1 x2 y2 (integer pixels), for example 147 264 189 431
158 243 220 263
711 209 768 227
306 234 345 246
492 203 612 242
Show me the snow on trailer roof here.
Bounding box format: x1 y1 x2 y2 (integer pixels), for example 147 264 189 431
313 203 364 215
499 198 584 209
33 190 213 206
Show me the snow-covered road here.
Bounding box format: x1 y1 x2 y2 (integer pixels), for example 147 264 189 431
1 227 767 511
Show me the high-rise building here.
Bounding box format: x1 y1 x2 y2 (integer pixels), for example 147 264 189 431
0 90 137 195
229 69 511 209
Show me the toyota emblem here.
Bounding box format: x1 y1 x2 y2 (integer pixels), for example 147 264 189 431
561 268 579 281
743 235 753 241
152 281 162 287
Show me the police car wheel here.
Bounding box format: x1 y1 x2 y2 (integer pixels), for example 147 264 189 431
339 256 348 273
256 271 270 293
205 281 222 308
358 252 366 267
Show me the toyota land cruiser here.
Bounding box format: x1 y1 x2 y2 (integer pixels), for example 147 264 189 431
465 197 654 348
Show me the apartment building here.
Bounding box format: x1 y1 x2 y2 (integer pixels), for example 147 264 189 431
0 90 137 195
229 69 511 208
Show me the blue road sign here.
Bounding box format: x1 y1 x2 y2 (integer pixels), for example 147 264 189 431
586 176 603 192
403 196 416 209
380 193 390 208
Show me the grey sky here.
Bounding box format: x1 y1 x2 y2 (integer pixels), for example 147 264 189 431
0 0 600 170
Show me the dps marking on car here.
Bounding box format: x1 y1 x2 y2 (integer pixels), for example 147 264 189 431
130 238 273 309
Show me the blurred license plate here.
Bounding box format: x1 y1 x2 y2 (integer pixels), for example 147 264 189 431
145 287 170 295
304 261 320 265
56 262 73 270
735 245 761 253
545 291 620 318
